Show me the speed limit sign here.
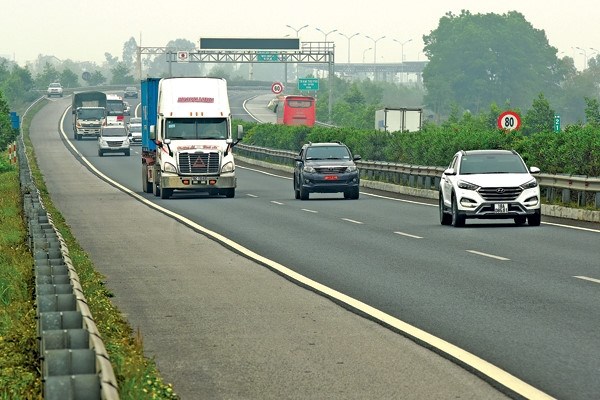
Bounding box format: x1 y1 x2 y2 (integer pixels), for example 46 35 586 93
497 111 521 130
271 82 284 94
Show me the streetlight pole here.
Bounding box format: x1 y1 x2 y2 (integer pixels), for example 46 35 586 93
338 32 360 63
316 28 338 43
286 24 309 37
286 24 308 82
576 46 588 69
362 47 372 63
365 35 385 80
393 38 412 83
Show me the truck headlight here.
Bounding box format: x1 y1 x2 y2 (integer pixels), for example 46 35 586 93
164 162 177 173
221 161 234 173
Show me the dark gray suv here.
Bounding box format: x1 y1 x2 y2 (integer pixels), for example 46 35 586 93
293 142 361 200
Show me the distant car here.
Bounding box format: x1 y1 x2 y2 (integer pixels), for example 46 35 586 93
127 122 142 144
123 86 138 98
98 125 130 156
123 101 131 116
47 82 63 97
293 142 361 200
439 149 541 227
126 117 142 130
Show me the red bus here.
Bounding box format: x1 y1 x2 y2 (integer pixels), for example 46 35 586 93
275 95 316 127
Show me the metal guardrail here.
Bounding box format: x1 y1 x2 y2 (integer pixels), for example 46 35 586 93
235 143 600 209
18 97 119 399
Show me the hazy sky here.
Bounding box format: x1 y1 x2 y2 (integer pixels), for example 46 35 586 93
1 0 598 70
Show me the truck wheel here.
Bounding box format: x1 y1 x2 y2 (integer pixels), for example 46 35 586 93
153 181 160 197
76 133 82 140
142 165 152 193
222 188 235 198
160 188 172 199
125 150 130 156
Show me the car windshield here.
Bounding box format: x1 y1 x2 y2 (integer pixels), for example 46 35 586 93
459 154 528 174
305 146 351 160
49 83 61 88
165 118 227 140
129 125 141 133
102 127 126 137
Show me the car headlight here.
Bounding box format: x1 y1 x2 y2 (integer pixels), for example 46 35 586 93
347 165 358 172
457 180 480 191
304 166 316 173
164 162 177 173
221 161 234 173
521 179 538 189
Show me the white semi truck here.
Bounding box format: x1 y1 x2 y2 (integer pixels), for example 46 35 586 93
72 91 107 140
141 77 243 199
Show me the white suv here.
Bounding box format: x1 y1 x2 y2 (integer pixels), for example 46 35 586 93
439 149 541 227
47 82 63 97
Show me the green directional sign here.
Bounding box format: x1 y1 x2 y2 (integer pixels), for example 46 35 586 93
554 115 561 132
298 78 319 91
257 52 278 62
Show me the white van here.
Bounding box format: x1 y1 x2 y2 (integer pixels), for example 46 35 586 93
98 125 130 156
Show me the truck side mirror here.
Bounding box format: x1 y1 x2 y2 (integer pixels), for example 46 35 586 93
149 125 156 140
236 124 244 140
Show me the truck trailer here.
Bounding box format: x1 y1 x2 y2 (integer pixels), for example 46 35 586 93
375 107 423 133
141 77 243 199
72 91 107 140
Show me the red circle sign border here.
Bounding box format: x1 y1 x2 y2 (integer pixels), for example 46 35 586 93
271 82 283 94
497 110 522 130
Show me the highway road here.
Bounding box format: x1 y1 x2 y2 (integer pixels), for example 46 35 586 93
30 91 600 400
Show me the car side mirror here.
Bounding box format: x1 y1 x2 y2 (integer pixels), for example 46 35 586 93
443 168 456 176
294 156 303 163
529 166 540 174
353 155 361 161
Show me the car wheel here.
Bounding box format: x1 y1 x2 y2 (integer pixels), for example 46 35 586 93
299 185 309 200
528 210 542 226
125 150 130 156
349 187 359 200
514 216 527 226
451 195 466 227
439 193 452 225
98 149 103 157
293 178 300 199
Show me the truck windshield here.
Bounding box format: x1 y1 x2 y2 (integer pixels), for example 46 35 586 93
165 118 227 140
78 109 104 119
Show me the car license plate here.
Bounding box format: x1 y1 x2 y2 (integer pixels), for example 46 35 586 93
494 203 508 213
324 175 338 180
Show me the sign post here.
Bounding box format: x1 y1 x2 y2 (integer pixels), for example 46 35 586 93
497 110 521 131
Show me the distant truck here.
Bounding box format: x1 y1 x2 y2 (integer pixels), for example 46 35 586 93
140 77 243 199
72 91 107 140
375 107 423 133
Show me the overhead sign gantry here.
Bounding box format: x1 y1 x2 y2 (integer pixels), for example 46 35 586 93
137 38 335 120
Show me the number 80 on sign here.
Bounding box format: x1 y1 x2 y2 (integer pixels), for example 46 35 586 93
497 110 521 131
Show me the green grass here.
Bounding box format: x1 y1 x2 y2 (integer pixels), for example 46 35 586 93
0 100 179 399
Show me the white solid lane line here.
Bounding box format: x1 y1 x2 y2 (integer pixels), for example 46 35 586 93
574 276 600 284
466 250 510 261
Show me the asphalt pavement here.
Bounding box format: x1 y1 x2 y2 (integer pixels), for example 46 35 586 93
29 98 510 399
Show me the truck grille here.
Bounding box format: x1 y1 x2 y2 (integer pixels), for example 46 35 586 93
478 186 522 201
179 152 220 174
